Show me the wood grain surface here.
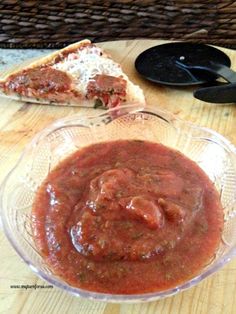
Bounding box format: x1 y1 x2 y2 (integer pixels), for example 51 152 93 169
0 39 236 314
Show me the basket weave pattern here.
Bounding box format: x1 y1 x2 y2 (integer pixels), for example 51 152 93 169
0 0 236 48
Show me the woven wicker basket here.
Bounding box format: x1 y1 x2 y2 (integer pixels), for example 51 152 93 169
0 0 236 48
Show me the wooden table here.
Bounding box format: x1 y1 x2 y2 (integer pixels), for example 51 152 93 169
0 40 236 314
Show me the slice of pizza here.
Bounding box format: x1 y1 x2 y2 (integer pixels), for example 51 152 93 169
0 39 145 109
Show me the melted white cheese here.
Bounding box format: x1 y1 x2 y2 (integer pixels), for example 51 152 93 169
53 46 125 94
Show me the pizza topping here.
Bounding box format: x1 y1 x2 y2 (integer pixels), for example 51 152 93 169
87 74 126 95
4 67 72 95
53 45 125 95
53 42 94 64
86 74 127 108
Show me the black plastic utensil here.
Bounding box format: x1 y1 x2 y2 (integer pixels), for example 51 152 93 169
135 42 231 86
194 83 236 103
176 55 236 103
176 60 236 83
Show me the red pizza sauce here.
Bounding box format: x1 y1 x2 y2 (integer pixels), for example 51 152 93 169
4 67 72 95
32 140 224 294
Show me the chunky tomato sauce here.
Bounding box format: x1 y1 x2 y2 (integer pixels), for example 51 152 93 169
32 140 223 294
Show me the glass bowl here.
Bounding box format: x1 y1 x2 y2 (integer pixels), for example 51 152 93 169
1 104 236 303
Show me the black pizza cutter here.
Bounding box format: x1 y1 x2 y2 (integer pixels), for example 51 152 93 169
135 42 236 103
176 57 236 103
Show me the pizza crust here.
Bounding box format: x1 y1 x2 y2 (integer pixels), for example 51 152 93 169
0 89 95 107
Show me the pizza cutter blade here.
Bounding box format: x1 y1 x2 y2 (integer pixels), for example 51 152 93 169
175 55 236 103
135 42 231 86
176 59 236 84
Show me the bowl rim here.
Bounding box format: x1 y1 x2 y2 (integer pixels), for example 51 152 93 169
1 104 236 302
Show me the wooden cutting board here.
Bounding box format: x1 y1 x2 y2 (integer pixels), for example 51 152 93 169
0 39 236 314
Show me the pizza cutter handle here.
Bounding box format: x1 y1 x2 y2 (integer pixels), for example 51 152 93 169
176 60 236 84
194 83 236 103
